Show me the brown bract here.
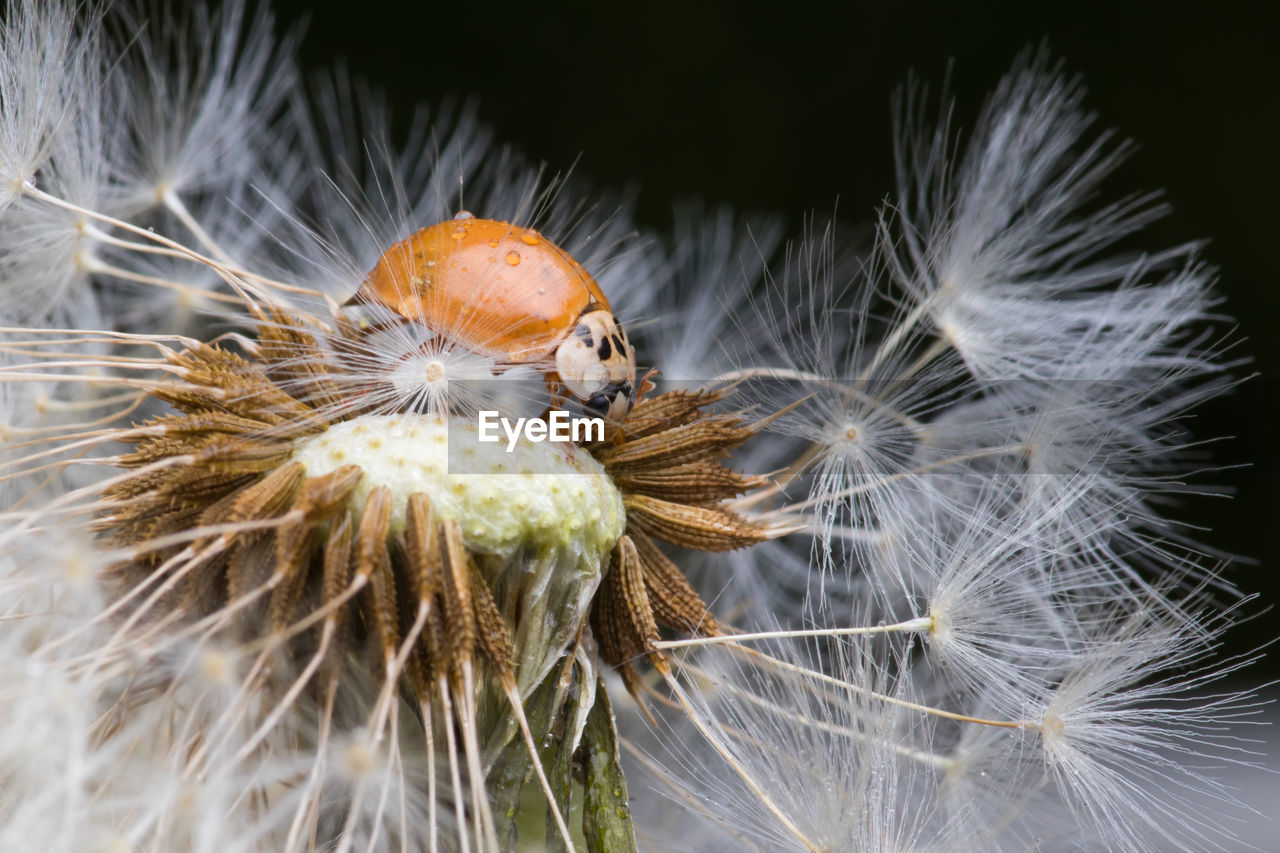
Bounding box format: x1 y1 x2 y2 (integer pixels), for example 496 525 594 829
591 388 777 697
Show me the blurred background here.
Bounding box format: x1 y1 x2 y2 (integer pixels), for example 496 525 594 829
258 0 1278 672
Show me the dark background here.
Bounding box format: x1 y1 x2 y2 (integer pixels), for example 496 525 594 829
257 0 1279 665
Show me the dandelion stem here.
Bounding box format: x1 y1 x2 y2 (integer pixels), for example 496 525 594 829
661 667 822 852
655 616 932 650
162 188 235 264
724 643 1027 730
858 296 933 382
22 184 274 309
79 255 245 306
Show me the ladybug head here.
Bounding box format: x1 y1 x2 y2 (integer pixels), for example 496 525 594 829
554 305 637 423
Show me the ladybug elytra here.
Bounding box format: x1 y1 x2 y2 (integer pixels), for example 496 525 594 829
351 214 637 421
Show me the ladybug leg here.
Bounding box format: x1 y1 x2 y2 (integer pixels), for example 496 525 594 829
635 368 659 403
604 367 659 446
542 372 566 421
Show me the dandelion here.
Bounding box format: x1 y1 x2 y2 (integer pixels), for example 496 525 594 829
0 2 1267 852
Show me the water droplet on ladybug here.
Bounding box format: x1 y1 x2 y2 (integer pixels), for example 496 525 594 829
454 210 474 220
488 239 499 248
505 250 521 266
520 231 540 246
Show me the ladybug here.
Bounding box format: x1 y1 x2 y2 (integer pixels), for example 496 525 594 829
350 214 638 421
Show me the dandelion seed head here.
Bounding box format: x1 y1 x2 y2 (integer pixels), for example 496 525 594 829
636 636 956 851
196 647 236 687
1023 609 1265 852
0 3 1265 851
334 729 382 784
621 205 781 381
108 0 299 210
0 0 96 214
384 344 497 413
296 302 551 418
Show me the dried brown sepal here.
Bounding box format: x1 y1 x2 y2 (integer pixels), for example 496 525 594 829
132 410 281 443
222 461 307 603
438 519 477 672
352 486 392 581
295 465 365 520
161 345 319 427
598 418 754 472
591 535 662 702
107 460 254 511
615 388 729 440
627 529 720 637
190 436 297 474
397 494 440 695
255 310 346 413
179 514 232 615
100 499 212 558
100 466 196 505
265 467 362 632
320 511 355 674
115 438 201 471
267 513 315 634
367 543 402 669
226 533 275 622
146 461 296 615
623 494 773 552
343 487 401 669
218 460 306 528
402 493 441 604
466 559 517 688
611 461 768 506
